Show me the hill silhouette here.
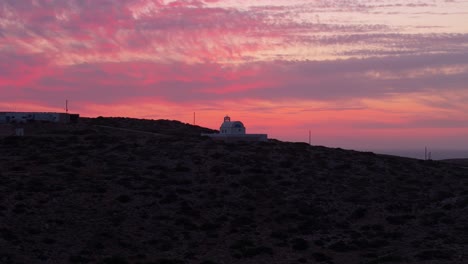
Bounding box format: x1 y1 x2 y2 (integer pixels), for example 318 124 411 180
0 117 466 264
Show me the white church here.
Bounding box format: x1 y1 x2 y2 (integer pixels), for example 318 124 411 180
220 116 246 134
202 115 267 142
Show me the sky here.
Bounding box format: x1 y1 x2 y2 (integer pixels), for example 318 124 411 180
1 0 468 151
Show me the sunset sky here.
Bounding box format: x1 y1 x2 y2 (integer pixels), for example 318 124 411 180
1 0 467 151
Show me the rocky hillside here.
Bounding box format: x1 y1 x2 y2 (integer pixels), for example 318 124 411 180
441 159 468 167
0 118 466 264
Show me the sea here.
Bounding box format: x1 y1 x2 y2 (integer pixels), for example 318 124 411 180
362 149 468 160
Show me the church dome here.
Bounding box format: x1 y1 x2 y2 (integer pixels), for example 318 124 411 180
220 116 246 134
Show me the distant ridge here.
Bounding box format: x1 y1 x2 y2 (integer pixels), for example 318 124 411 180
83 116 217 136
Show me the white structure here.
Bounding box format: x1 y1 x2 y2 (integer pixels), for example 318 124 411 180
220 116 246 134
15 128 24 136
202 115 267 142
0 112 79 124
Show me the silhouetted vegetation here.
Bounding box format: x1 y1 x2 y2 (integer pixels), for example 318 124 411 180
0 117 466 263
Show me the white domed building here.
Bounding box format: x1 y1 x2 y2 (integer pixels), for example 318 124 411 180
202 115 267 142
220 116 246 135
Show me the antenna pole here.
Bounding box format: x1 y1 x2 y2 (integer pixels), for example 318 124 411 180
309 130 311 145
66 100 68 113
425 146 427 160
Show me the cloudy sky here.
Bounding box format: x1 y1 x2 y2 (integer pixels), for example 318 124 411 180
1 0 467 150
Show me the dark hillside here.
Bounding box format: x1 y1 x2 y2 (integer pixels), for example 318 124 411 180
441 159 468 167
0 118 466 264
82 117 217 136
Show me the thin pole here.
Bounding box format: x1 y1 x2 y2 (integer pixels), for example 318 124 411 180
66 100 68 113
425 146 427 160
309 130 311 145
193 112 195 125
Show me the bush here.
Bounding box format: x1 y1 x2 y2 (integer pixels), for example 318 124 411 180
350 207 367 220
270 231 288 240
312 252 332 262
385 215 414 225
200 261 217 264
291 238 309 251
116 195 132 203
174 163 191 172
328 240 354 252
70 158 84 168
69 255 92 263
26 178 46 192
415 249 453 260
368 255 405 263
243 246 273 258
279 160 293 168
160 193 179 204
231 216 255 227
156 259 185 264
0 228 18 242
230 239 264 258
99 256 129 264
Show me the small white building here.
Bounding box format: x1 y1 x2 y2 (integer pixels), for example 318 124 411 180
202 115 267 142
0 112 79 124
220 116 246 135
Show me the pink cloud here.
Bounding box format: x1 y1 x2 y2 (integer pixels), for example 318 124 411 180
1 49 467 106
1 0 467 151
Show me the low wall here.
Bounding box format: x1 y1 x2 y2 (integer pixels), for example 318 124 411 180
201 133 268 142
